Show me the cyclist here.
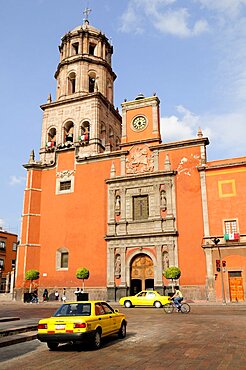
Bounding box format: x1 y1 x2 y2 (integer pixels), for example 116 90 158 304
171 286 183 311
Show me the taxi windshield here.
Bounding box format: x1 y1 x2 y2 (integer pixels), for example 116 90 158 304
53 303 91 317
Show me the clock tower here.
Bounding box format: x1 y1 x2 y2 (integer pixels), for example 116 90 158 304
121 94 161 146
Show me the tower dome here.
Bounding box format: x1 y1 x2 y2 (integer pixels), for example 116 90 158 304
54 18 115 104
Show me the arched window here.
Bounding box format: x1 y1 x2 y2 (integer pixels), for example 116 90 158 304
100 123 106 147
56 248 69 270
89 43 96 56
89 77 95 93
116 136 120 150
109 127 114 138
107 79 112 101
79 121 90 143
72 42 79 55
47 127 56 148
88 71 97 93
68 72 76 94
64 121 74 143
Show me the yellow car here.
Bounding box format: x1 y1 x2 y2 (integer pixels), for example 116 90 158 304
119 290 170 308
37 301 127 350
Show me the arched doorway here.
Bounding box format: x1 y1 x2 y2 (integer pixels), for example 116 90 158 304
130 254 154 295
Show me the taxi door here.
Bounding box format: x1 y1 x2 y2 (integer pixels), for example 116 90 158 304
100 302 118 333
94 303 112 335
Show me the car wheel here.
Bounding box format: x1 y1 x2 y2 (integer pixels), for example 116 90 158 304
91 330 101 350
124 300 132 308
154 301 162 308
47 342 59 351
118 321 126 339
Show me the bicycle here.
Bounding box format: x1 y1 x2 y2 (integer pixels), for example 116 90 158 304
163 298 190 314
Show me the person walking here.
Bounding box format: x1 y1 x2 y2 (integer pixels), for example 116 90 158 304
55 290 59 301
42 288 49 302
62 288 67 302
74 287 80 301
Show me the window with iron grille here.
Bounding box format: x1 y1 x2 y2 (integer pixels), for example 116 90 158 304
60 181 71 191
133 195 149 220
224 220 238 234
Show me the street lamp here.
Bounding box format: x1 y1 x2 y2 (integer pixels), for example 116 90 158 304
212 237 226 305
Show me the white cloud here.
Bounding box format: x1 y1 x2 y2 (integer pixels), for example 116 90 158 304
119 3 144 34
161 106 246 159
151 8 209 37
197 0 246 18
9 175 26 186
119 0 209 37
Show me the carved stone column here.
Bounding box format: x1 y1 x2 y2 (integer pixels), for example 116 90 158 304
107 246 115 287
155 245 163 286
119 247 127 287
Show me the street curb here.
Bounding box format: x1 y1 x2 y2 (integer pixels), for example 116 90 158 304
0 317 20 323
0 325 37 338
0 331 37 348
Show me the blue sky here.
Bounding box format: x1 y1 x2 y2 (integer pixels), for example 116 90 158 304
1 0 246 234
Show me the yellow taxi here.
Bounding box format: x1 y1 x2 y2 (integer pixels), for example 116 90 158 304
119 290 170 308
37 301 126 350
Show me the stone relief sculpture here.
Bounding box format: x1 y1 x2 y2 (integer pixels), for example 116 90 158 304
126 145 154 174
162 252 169 271
114 254 121 278
160 190 167 210
115 194 121 215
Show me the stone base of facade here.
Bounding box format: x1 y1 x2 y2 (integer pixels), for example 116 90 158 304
14 284 210 302
181 285 207 301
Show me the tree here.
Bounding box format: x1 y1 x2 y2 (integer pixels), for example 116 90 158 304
163 266 181 292
25 269 39 293
76 267 90 291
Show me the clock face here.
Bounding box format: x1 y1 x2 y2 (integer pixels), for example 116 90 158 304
132 116 147 131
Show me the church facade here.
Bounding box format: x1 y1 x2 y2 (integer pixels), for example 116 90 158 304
15 18 246 303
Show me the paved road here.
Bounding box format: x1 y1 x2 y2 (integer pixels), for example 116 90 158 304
0 303 245 369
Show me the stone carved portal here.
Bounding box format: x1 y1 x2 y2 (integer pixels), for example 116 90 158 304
130 254 154 293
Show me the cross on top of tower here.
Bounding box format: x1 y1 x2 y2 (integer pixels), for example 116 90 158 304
83 7 91 23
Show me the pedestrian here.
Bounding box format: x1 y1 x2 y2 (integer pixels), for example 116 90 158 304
171 286 183 311
74 287 80 301
55 290 59 301
30 289 38 304
62 288 66 302
42 288 49 302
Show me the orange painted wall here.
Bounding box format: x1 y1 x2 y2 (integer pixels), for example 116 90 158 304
159 146 206 285
36 154 121 288
214 253 246 300
205 165 246 235
17 169 43 287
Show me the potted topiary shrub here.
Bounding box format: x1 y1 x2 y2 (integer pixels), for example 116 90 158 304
24 269 40 302
76 267 90 300
163 266 181 294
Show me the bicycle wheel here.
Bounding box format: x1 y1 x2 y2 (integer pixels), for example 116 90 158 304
180 303 190 313
163 303 174 314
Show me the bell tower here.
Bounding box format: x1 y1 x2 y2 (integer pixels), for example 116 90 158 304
39 11 121 164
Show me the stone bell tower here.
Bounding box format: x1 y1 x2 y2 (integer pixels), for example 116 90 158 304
39 11 121 165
